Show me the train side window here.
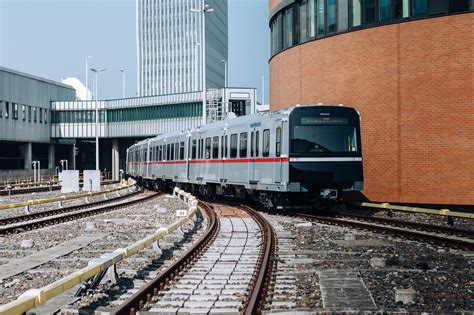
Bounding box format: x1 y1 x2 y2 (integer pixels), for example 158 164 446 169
175 143 179 160
197 139 201 159
256 131 260 157
166 143 170 160
263 129 270 157
240 132 248 158
192 139 197 159
276 127 282 157
224 135 228 158
230 134 237 158
212 136 219 159
221 136 225 158
250 131 255 157
205 137 211 159
180 141 185 160
158 145 162 161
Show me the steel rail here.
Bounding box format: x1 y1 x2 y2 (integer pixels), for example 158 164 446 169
0 188 142 226
339 212 474 239
296 213 474 251
0 190 160 235
239 204 276 315
0 180 121 196
111 201 220 315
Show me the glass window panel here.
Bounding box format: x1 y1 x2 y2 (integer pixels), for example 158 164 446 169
263 129 270 157
239 132 247 158
192 139 197 159
256 131 260 157
283 6 294 48
180 141 185 160
317 0 325 36
351 0 362 26
250 131 255 157
308 0 316 37
299 1 308 41
224 135 228 158
428 0 447 14
327 0 337 33
412 0 428 15
205 137 211 159
379 0 391 21
212 136 219 159
230 134 237 158
364 0 377 24
448 0 469 12
276 127 282 157
338 0 349 31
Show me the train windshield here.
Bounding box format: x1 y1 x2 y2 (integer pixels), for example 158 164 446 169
291 117 358 155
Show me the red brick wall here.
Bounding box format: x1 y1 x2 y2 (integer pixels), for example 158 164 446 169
270 14 474 205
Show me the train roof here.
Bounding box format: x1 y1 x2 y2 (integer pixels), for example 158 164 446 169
128 104 353 150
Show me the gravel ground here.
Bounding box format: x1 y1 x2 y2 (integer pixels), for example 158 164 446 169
0 184 124 219
0 193 194 304
262 212 473 313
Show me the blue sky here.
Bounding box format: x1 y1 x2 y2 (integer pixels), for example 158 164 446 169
0 0 270 102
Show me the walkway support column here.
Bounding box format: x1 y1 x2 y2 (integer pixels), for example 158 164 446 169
112 139 120 181
24 142 32 170
48 144 55 170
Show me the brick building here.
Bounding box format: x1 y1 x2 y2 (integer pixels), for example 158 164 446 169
268 0 473 205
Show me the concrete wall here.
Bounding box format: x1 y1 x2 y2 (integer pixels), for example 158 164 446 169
0 169 55 183
269 14 474 205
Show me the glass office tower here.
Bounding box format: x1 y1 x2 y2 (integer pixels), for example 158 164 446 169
137 0 228 97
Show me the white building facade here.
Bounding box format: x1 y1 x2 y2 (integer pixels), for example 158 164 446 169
137 0 228 97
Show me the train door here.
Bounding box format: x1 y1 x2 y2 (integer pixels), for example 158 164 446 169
273 123 282 184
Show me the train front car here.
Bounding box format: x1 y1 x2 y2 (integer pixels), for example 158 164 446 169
287 105 363 206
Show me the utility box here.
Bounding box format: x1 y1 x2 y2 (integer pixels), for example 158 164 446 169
83 170 101 192
60 170 80 193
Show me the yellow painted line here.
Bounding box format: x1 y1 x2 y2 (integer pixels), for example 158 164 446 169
0 185 132 211
351 201 473 219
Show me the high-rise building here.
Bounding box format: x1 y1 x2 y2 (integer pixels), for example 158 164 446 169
137 0 228 97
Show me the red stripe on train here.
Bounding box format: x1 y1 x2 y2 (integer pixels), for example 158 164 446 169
128 157 289 165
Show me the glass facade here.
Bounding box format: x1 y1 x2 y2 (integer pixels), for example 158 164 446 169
270 0 473 56
51 102 201 124
137 0 228 96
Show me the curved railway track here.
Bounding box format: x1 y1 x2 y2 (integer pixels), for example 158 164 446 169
0 189 161 235
111 201 275 315
295 213 474 251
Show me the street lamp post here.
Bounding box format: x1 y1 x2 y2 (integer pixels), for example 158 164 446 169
220 59 227 87
120 69 125 98
90 67 106 171
191 2 214 125
85 56 92 99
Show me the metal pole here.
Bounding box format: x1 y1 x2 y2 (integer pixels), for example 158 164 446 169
120 69 125 98
86 56 92 99
73 143 76 170
95 72 99 171
201 0 206 125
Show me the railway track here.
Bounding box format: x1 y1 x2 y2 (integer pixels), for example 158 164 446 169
0 180 120 196
339 212 474 238
0 188 161 235
295 213 474 251
111 201 275 315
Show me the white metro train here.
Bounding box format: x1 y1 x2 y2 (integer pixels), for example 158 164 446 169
126 105 363 208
